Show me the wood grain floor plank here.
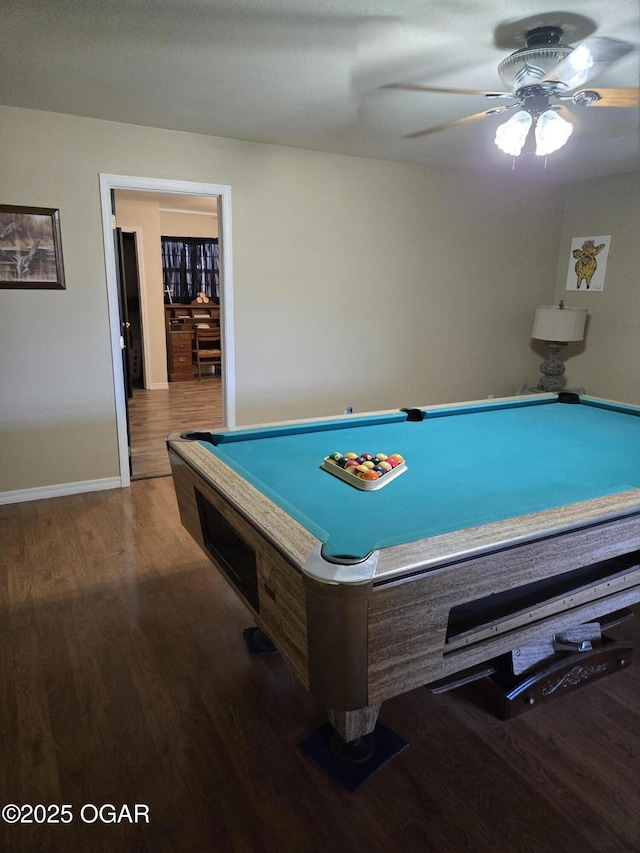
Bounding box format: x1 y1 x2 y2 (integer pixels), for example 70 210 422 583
430 685 637 852
129 378 222 480
379 691 594 853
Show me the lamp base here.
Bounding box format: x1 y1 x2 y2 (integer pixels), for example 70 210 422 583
537 341 567 392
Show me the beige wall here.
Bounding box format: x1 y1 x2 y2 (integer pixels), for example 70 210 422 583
227 153 566 420
548 172 640 404
158 210 218 239
0 103 611 497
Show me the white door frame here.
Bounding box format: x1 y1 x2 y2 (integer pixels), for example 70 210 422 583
99 174 236 488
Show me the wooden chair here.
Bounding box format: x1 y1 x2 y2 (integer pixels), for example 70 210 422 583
192 327 222 380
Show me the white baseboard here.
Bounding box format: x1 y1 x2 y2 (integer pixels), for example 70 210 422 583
0 477 122 506
148 382 170 390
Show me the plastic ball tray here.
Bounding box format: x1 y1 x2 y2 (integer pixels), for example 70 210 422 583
321 458 407 490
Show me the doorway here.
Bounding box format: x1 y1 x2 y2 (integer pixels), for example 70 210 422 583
99 174 236 488
116 204 222 479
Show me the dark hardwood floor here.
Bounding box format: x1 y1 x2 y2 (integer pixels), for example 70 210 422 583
128 378 223 480
1 480 639 852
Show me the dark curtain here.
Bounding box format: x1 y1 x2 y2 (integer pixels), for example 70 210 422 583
162 237 219 303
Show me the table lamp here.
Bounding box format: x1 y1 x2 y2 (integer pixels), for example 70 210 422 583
531 301 587 392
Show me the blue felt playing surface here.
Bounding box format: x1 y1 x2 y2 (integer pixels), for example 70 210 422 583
200 398 640 559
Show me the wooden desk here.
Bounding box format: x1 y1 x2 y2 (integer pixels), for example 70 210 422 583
165 304 221 382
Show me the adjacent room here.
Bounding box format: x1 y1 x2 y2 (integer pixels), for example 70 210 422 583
1 1 639 850
113 190 223 479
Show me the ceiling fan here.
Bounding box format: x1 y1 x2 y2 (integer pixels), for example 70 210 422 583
382 26 639 157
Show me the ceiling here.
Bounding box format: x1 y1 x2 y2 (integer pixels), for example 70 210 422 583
2 1 639 183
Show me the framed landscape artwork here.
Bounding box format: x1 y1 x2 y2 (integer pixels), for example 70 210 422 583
0 204 66 289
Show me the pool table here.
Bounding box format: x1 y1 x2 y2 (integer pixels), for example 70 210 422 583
167 394 640 744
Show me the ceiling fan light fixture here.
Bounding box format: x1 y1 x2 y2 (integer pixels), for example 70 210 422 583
535 109 573 155
497 45 573 91
494 110 532 156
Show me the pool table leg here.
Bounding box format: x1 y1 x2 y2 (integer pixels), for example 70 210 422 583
303 573 375 742
327 705 381 742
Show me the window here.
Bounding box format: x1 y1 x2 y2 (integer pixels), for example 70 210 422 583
161 237 219 303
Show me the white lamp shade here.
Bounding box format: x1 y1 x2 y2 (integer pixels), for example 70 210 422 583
495 110 532 156
531 305 587 342
535 109 573 156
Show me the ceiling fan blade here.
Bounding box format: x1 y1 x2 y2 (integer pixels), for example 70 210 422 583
382 83 511 98
540 37 635 91
405 109 501 139
578 87 640 107
553 104 574 121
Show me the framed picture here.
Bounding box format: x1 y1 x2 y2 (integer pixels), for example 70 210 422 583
0 204 66 289
565 235 611 292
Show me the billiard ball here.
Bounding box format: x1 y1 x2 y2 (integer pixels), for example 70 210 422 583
362 470 380 481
